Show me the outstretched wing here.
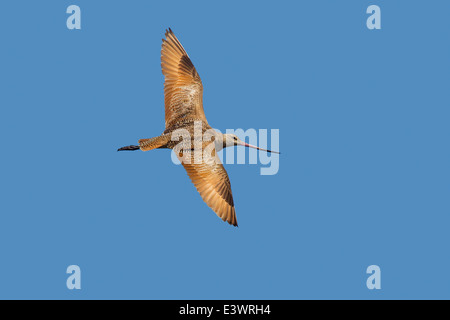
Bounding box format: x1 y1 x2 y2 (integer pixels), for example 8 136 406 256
177 149 237 227
161 28 207 130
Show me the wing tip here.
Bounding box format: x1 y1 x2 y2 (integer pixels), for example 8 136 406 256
165 27 174 38
224 208 238 227
224 217 238 227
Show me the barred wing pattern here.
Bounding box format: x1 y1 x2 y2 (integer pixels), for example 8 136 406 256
177 150 237 227
161 28 207 130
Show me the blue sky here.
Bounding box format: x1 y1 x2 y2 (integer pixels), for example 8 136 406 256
0 0 449 299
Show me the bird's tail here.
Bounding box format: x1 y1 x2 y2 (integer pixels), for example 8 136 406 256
117 135 171 152
138 135 171 151
117 145 140 151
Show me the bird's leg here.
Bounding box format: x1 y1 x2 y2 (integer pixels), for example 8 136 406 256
117 145 140 151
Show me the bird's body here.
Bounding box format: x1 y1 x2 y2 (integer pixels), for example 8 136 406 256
118 29 278 226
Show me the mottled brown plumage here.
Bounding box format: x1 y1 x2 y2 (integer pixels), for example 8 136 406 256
118 28 278 227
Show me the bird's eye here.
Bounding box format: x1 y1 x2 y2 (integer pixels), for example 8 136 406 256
233 136 237 140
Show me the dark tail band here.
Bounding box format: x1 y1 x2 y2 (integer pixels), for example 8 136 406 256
117 145 140 151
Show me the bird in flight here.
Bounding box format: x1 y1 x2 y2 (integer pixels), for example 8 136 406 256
118 28 279 226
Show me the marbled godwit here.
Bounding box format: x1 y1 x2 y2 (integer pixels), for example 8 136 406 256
118 28 279 226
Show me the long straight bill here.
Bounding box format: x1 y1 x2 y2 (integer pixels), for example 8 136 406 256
241 142 280 154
